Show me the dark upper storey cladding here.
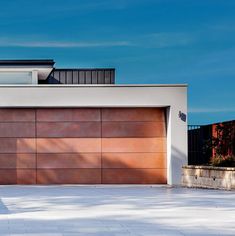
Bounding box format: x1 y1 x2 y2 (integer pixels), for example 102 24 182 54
40 68 115 84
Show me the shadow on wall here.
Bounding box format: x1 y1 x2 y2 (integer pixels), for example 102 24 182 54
0 107 167 185
0 137 36 184
0 138 167 185
35 141 167 184
170 145 187 184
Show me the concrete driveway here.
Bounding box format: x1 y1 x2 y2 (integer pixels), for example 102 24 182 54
0 186 234 236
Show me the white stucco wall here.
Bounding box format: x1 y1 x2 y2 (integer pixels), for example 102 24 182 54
0 72 33 84
0 84 187 185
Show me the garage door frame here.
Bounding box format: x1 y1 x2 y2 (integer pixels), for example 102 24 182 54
0 85 187 185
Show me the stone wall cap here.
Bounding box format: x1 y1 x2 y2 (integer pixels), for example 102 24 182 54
182 165 235 171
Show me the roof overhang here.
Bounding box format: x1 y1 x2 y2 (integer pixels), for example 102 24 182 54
0 60 55 80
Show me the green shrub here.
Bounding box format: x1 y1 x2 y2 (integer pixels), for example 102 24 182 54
210 154 235 167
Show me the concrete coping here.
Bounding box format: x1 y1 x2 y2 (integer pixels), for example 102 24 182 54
182 165 235 171
0 84 188 88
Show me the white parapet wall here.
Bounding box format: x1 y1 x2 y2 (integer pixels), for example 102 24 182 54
0 84 187 185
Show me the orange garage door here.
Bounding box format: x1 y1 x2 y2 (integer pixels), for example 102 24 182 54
0 108 167 184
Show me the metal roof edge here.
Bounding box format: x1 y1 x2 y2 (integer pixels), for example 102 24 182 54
0 60 55 66
0 84 188 87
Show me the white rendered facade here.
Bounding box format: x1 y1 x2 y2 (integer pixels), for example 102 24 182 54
0 84 187 185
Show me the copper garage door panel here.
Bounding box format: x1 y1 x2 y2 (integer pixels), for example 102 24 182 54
37 153 101 168
37 122 101 138
102 153 166 169
0 109 35 122
16 169 36 184
101 108 166 184
37 169 101 184
0 154 36 169
37 138 101 153
37 108 101 122
102 108 165 121
0 170 17 184
0 138 36 153
0 108 167 185
102 122 166 137
0 123 35 137
102 169 167 184
102 138 166 153
0 169 36 184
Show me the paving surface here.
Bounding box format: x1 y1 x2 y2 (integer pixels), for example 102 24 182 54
0 185 234 236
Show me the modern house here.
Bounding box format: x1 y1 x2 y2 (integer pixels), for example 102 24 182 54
0 60 187 185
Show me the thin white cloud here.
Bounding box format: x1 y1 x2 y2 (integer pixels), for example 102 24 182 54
0 31 194 49
0 39 132 48
206 22 235 32
140 32 195 48
189 108 235 113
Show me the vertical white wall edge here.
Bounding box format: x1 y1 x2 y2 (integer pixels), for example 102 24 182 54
32 70 38 84
166 107 172 185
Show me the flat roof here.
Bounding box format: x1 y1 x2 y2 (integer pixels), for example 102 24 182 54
0 60 55 66
54 68 115 71
0 84 188 87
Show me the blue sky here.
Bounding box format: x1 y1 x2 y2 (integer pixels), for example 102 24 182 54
0 0 234 125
